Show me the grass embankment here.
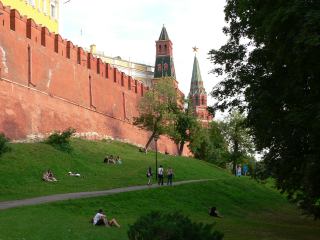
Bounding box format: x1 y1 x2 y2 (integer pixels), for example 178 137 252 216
1 180 319 240
0 138 229 201
1 139 319 240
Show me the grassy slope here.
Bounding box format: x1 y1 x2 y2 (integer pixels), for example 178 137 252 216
0 139 229 201
0 180 319 240
0 139 319 240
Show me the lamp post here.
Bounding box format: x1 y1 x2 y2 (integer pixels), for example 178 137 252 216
154 133 159 180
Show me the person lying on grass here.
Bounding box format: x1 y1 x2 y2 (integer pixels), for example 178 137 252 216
68 171 81 177
42 169 57 182
92 209 120 228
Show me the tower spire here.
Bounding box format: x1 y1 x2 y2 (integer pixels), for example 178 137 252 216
188 48 213 124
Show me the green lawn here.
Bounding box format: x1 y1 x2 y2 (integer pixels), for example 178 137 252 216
0 180 319 240
1 139 319 240
0 139 229 201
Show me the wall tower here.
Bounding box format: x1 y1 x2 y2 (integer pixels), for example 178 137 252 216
154 25 176 79
188 48 212 124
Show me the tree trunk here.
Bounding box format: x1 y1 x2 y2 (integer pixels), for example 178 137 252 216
145 131 156 152
178 141 185 156
232 139 239 175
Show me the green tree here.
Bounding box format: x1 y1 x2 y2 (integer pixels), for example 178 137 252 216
167 103 199 156
45 128 76 152
188 122 230 167
207 121 231 167
128 211 224 240
0 133 10 156
134 77 177 151
209 0 320 217
219 112 254 174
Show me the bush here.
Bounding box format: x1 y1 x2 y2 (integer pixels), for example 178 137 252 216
0 133 10 156
128 211 224 240
45 128 76 152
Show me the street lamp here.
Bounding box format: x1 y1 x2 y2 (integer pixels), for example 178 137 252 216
154 133 159 180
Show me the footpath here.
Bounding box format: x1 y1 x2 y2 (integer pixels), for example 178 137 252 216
0 179 212 210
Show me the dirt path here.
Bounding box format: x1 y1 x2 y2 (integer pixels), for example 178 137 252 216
0 179 213 210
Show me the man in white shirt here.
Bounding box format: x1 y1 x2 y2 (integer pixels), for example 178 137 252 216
93 209 120 227
158 165 164 185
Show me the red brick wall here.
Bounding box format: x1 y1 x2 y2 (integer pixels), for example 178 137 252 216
0 2 191 156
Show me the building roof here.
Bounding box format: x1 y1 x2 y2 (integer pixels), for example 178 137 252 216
189 55 207 96
158 26 170 41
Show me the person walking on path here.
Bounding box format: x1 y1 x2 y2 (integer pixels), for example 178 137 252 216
146 166 153 185
167 167 174 186
158 165 164 185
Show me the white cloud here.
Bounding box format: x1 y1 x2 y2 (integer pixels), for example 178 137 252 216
60 0 228 115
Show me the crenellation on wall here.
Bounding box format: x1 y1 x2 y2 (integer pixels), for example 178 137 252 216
54 34 65 56
97 58 102 75
66 41 73 59
30 19 41 44
0 5 10 30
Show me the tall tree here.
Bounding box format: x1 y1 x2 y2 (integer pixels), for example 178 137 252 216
188 121 230 167
167 103 199 156
134 77 177 151
210 0 320 217
220 112 255 174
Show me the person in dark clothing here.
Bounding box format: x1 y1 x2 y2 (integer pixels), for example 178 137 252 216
158 165 164 185
209 207 223 218
167 167 173 186
146 166 153 185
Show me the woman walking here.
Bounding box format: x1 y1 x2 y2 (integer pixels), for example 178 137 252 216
146 166 153 185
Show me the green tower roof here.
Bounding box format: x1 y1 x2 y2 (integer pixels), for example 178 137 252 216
158 26 170 40
189 55 207 96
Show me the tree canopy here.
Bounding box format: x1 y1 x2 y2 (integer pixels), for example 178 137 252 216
210 0 320 218
134 77 178 151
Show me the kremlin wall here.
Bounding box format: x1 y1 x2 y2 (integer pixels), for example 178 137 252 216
0 2 191 155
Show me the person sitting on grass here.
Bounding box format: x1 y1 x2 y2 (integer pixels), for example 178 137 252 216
42 169 57 182
116 156 122 164
209 207 223 218
92 209 120 228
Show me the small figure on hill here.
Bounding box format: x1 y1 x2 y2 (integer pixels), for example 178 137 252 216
157 165 164 185
68 171 81 177
236 165 242 177
146 166 153 185
42 169 57 182
92 209 120 228
209 207 223 218
115 156 122 164
243 164 248 176
104 155 116 164
166 167 174 186
139 148 147 154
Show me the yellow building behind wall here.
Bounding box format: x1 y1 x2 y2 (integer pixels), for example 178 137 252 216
1 0 59 33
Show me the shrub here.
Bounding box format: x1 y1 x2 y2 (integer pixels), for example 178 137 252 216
128 211 224 240
45 128 76 152
0 133 10 156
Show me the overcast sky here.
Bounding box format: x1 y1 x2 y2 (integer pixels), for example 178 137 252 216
60 0 227 110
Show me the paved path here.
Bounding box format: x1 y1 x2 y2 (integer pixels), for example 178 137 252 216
0 179 213 210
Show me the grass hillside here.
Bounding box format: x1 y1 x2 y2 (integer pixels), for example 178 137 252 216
0 138 229 201
0 139 320 240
